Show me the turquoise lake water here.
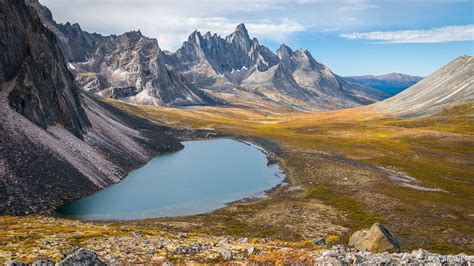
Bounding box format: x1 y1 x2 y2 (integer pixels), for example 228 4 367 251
56 139 284 220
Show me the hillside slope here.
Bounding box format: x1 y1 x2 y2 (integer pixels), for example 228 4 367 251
375 56 473 117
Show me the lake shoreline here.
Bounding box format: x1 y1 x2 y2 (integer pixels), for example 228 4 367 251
54 135 288 222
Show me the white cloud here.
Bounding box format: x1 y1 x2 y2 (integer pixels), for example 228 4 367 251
40 0 312 50
340 25 474 43
38 0 391 49
159 17 306 48
321 28 340 33
338 1 379 11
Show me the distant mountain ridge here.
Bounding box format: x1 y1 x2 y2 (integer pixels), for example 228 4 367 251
28 0 390 111
345 73 423 96
164 24 388 111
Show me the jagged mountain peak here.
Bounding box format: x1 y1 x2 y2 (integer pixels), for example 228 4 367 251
235 23 249 35
187 30 203 45
204 31 212 39
121 30 144 38
108 30 160 51
226 23 252 46
277 44 294 58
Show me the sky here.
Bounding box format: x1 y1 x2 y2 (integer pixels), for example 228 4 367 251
41 0 473 76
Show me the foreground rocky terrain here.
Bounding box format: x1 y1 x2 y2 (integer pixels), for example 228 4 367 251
1 216 473 265
0 0 182 214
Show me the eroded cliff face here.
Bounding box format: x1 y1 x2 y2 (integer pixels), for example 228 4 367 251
0 0 183 214
1 0 90 139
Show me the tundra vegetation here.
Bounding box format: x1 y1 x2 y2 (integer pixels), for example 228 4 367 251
3 102 472 264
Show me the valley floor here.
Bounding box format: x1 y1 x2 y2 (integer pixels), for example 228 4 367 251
1 102 473 264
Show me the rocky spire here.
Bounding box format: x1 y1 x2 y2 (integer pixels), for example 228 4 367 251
276 44 294 59
226 23 252 48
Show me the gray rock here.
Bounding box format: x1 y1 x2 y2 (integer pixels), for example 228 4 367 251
26 1 218 107
247 246 259 255
174 243 203 255
57 248 104 266
240 237 249 243
313 237 327 246
218 236 234 245
32 260 54 266
5 260 27 266
0 0 184 216
219 248 233 261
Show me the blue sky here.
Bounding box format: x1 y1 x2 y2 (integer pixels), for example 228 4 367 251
42 0 473 76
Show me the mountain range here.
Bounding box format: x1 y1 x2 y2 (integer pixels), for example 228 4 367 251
2 0 472 215
27 0 395 111
345 73 423 96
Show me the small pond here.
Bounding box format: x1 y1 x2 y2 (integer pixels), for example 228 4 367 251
56 139 284 220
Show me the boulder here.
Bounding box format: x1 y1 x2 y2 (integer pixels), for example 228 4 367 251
32 260 54 266
247 246 259 255
57 248 104 266
5 260 27 266
313 237 327 246
348 223 400 253
219 248 233 261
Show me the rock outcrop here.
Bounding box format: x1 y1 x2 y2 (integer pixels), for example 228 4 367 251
348 223 401 253
57 248 104 266
0 0 183 214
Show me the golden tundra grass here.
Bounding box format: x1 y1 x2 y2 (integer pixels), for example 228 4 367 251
1 101 473 261
106 100 474 253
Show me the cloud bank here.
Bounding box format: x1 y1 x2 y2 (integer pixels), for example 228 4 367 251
340 25 474 43
40 0 379 50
